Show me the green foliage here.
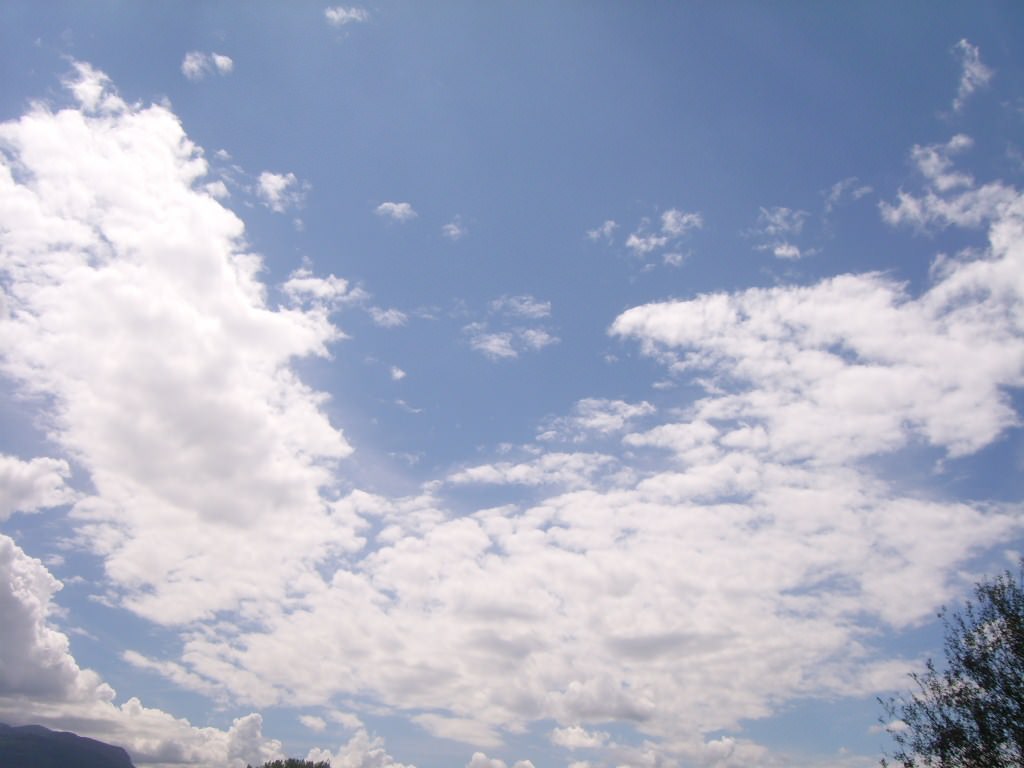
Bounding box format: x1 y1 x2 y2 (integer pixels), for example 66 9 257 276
247 760 330 768
879 564 1024 767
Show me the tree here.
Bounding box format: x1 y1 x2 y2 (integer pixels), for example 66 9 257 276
247 760 330 768
879 564 1024 767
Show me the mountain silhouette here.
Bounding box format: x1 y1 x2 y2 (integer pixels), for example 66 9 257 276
0 722 135 768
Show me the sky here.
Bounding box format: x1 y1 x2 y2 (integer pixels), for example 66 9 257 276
1 3 1023 767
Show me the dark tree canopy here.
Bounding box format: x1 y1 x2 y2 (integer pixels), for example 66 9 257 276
879 564 1024 767
247 760 330 768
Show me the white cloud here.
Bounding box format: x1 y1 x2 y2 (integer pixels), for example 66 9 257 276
623 209 701 259
772 242 802 259
448 451 618 489
466 328 518 359
328 710 365 730
660 208 703 236
0 62 359 626
5 61 1023 768
390 366 406 381
300 715 327 732
283 268 363 308
538 398 655 443
211 54 234 74
751 206 811 259
463 299 558 360
413 714 503 748
824 177 873 213
205 180 230 199
182 51 234 81
464 324 559 360
756 205 807 237
520 327 557 350
307 729 412 768
0 534 283 768
369 306 409 327
0 454 76 520
258 170 304 213
952 39 993 112
586 219 617 242
550 725 609 750
490 295 551 319
910 134 975 192
375 201 417 222
625 231 668 255
465 753 535 768
325 6 370 27
443 218 467 240
611 252 1024 462
881 135 1017 231
0 534 105 702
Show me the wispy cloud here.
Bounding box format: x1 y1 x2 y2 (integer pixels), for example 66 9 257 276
824 176 873 213
181 51 233 81
952 39 993 112
325 6 369 27
490 295 551 319
463 295 558 360
586 219 617 242
442 217 467 240
751 205 810 259
368 306 408 327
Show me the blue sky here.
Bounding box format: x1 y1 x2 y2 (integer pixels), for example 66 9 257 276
1 3 1023 767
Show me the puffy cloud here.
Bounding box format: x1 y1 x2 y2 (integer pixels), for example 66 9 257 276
307 728 413 768
4 61 1023 768
611 262 1024 462
282 268 364 309
325 6 370 27
375 201 417 222
181 51 234 81
0 534 105 702
952 39 993 112
0 534 282 768
258 170 304 213
771 242 801 259
0 62 358 625
0 454 76 520
465 753 535 768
